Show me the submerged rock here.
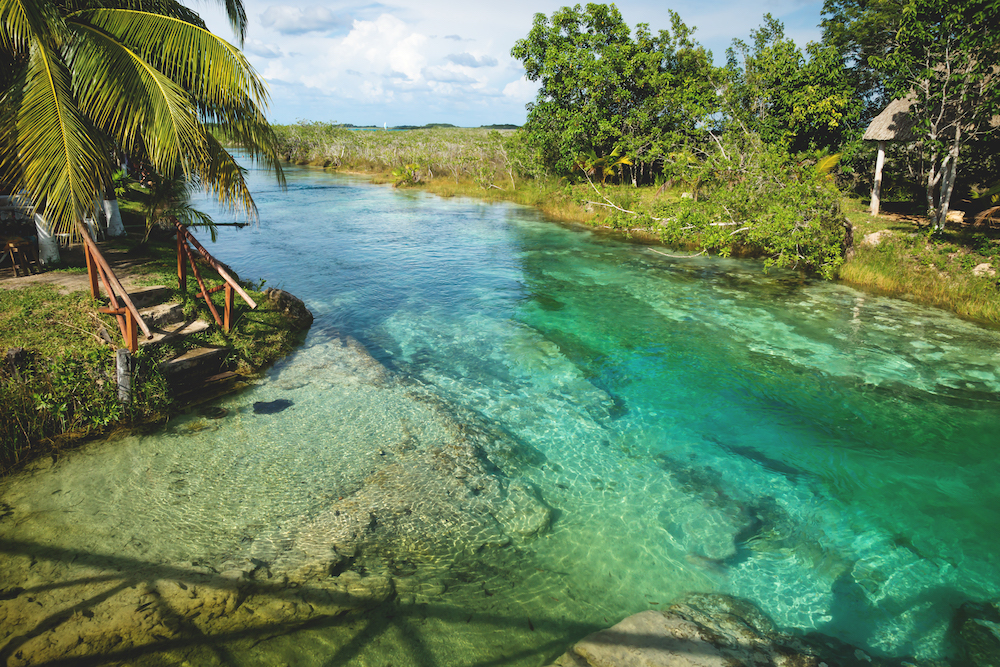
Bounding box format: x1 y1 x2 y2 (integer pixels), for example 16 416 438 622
955 600 1000 667
493 480 553 539
0 333 560 667
547 593 936 667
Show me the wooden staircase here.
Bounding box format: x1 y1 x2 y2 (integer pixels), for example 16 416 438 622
79 220 256 402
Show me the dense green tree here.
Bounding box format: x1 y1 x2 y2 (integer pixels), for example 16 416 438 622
871 0 1000 230
820 0 903 116
510 3 719 183
725 15 862 153
0 0 282 236
822 0 1000 229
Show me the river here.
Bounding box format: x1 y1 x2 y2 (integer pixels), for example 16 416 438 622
2 160 999 666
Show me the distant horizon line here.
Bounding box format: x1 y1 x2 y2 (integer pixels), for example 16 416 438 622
265 121 522 130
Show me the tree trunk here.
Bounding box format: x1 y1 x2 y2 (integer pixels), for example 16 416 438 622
33 213 61 264
926 155 942 230
935 157 953 231
869 141 886 216
935 129 962 232
103 197 126 237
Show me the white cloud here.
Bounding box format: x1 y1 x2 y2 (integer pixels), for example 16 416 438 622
445 53 498 68
333 15 427 82
196 0 824 126
259 6 349 34
502 77 537 102
424 66 478 84
245 38 282 58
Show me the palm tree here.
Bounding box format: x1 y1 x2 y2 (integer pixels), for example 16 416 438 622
573 147 632 185
0 0 282 239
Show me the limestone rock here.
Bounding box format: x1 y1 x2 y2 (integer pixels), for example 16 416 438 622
861 230 892 247
0 333 560 667
546 593 931 667
264 288 314 329
493 480 553 539
972 263 996 278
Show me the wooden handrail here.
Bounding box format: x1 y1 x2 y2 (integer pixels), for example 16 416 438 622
186 242 224 327
77 221 152 340
174 220 257 309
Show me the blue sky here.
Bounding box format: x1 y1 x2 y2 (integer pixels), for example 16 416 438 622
199 0 826 127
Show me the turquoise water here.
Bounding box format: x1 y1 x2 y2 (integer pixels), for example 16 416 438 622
3 161 1000 665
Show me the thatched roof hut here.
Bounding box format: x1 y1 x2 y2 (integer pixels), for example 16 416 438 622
863 96 917 142
864 96 919 215
863 94 999 215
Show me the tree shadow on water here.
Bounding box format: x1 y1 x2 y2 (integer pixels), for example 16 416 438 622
0 538 725 667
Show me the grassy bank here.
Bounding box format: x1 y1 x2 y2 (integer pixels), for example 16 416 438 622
1 230 308 474
273 123 1000 326
838 199 1000 322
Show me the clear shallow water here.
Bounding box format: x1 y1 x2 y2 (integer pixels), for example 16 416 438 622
3 162 1000 665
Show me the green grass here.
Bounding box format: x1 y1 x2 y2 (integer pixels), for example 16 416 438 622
838 197 1000 323
0 285 116 357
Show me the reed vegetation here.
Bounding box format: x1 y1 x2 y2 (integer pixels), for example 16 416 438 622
273 122 537 188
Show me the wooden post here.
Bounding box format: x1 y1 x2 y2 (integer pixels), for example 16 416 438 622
124 309 138 353
116 348 132 404
177 230 187 294
224 283 234 332
187 250 223 327
84 242 100 299
870 140 886 216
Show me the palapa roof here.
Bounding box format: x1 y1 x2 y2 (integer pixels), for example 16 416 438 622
864 93 1000 142
863 96 917 142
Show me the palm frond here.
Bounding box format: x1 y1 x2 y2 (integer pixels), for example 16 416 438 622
1 0 63 53
221 0 246 45
196 130 258 221
201 99 285 187
79 10 265 109
69 18 206 179
75 8 280 184
5 39 108 235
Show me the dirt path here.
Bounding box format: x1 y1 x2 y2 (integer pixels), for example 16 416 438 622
0 244 164 294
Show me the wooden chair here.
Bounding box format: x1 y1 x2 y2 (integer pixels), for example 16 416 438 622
4 237 41 277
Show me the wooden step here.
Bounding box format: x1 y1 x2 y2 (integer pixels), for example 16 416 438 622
158 345 229 379
140 319 211 346
139 301 185 327
173 371 249 408
126 285 169 309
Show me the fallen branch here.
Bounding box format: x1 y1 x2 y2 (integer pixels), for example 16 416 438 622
649 248 707 259
47 317 107 344
584 175 668 222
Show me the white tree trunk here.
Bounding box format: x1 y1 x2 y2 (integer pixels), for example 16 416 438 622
935 128 962 232
33 213 61 264
869 141 886 216
936 151 959 231
103 198 126 237
926 155 942 230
